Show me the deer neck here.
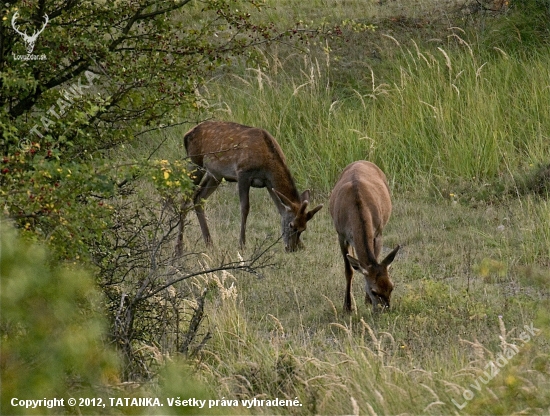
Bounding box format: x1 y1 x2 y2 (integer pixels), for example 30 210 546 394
352 214 378 267
269 170 301 214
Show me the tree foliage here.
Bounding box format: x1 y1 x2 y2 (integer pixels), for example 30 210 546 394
1 0 331 381
1 0 334 261
2 0 297 147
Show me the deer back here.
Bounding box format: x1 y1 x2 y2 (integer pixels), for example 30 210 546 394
329 161 398 309
329 161 392 250
184 121 298 196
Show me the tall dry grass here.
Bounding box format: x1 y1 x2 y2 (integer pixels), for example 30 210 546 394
143 11 550 414
193 31 550 195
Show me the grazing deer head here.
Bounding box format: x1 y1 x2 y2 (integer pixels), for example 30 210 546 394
11 11 49 54
176 121 323 254
329 161 400 312
272 188 323 252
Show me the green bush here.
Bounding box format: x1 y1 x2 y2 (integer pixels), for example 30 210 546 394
0 223 220 415
0 223 119 414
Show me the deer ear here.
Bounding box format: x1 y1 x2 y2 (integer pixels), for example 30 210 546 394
346 254 364 272
299 199 309 215
306 204 323 221
272 188 293 212
381 245 400 267
300 189 311 202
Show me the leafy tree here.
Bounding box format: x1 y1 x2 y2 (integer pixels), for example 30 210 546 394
0 0 333 261
2 0 329 380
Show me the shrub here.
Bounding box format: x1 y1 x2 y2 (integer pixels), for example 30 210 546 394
0 223 119 414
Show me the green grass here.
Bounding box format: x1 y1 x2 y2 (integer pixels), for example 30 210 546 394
259 0 467 25
175 186 550 414
129 2 550 414
177 31 550 195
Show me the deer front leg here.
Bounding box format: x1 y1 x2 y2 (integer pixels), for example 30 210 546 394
194 174 220 246
175 200 192 257
175 167 206 256
237 177 251 249
339 236 353 313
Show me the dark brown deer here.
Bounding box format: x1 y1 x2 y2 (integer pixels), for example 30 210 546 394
178 121 323 253
329 161 400 312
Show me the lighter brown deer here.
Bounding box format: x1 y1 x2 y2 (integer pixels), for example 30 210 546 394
329 161 400 312
177 121 323 254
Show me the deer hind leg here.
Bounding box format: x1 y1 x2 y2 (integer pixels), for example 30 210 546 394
175 165 207 256
193 173 220 246
339 236 353 313
237 176 251 249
